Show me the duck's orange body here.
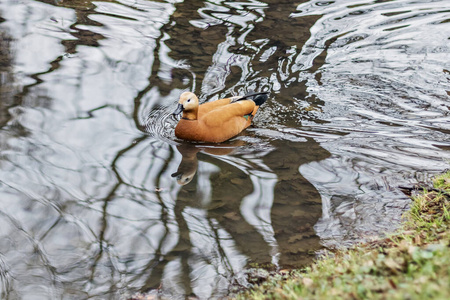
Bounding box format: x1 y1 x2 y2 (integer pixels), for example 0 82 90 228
172 91 268 143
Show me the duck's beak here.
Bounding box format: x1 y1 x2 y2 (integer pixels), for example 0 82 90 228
172 103 184 116
171 171 181 178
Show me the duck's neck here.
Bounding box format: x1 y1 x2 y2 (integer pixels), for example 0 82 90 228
182 108 198 120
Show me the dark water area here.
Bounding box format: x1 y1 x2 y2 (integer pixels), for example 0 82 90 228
0 0 449 298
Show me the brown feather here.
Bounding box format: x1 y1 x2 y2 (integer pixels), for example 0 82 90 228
174 92 264 143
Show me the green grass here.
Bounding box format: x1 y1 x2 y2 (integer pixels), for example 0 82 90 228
237 171 450 300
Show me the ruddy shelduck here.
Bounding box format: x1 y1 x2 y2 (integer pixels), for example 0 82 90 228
172 91 268 143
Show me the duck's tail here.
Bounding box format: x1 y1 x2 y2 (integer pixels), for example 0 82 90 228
235 91 269 106
235 91 269 123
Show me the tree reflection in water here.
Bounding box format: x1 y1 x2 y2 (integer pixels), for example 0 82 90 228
132 137 330 296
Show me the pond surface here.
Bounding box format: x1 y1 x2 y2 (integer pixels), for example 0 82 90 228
0 0 449 298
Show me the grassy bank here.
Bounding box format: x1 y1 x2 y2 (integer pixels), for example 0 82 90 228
238 171 450 300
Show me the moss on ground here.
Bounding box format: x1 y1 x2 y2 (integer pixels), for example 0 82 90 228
237 171 450 300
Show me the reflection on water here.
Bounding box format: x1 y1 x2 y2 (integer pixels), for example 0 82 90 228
171 142 244 185
0 0 449 298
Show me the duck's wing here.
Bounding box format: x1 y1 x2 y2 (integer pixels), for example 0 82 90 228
198 98 232 115
202 100 255 128
233 91 269 105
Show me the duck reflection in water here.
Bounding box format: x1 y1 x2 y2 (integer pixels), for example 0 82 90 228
171 141 244 185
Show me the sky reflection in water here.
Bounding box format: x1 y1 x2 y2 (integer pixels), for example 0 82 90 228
0 0 449 298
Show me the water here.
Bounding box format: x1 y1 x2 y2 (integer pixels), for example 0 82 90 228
0 0 449 298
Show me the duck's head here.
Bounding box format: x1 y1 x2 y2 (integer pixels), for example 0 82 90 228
171 144 199 185
173 92 199 119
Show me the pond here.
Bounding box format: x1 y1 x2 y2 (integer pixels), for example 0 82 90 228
0 0 449 298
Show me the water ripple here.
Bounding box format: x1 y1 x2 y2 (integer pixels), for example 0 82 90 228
1 0 450 298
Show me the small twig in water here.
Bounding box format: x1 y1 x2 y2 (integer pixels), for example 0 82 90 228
398 185 450 198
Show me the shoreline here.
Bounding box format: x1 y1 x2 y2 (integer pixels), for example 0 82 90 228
236 171 450 299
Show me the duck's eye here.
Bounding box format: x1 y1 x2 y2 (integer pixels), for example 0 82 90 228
187 99 191 103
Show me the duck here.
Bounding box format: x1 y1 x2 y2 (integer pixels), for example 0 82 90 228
172 91 268 143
